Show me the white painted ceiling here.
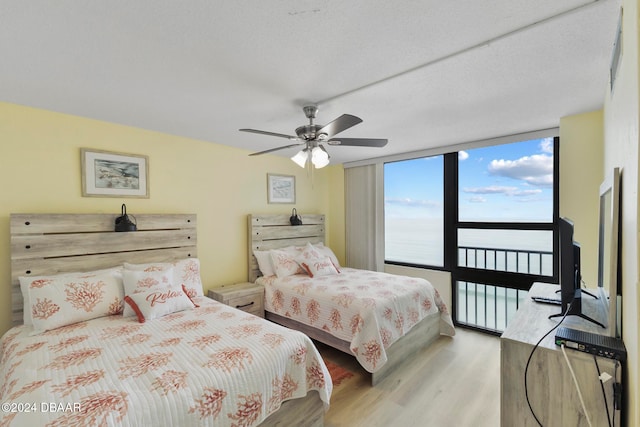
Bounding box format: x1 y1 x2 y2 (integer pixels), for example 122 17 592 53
1 0 621 164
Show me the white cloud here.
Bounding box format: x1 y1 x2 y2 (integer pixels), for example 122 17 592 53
512 189 542 197
539 137 554 154
468 196 486 203
463 187 543 200
463 186 518 195
488 154 553 187
385 198 440 208
458 150 469 161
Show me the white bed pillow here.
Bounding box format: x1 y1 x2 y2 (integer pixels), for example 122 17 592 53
19 266 123 326
270 249 305 278
297 242 323 261
282 245 306 257
312 243 341 268
22 268 125 334
299 256 340 278
253 250 276 277
125 284 197 323
124 258 204 298
122 268 174 317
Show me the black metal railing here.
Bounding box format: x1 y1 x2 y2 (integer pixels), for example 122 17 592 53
456 282 529 333
458 245 553 276
456 245 553 332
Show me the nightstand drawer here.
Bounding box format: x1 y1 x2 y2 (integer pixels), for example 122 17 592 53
227 294 263 313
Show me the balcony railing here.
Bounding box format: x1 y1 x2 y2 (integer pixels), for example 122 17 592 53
458 245 553 276
456 282 529 332
456 245 553 332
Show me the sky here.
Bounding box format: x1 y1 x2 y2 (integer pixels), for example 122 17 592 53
384 137 555 222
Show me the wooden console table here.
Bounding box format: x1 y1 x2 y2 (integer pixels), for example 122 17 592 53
501 282 622 426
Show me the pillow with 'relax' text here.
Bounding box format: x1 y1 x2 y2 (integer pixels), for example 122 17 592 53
124 284 197 323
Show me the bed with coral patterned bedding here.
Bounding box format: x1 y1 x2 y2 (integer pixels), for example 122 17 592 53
257 268 455 373
248 214 455 385
0 293 331 427
2 213 331 427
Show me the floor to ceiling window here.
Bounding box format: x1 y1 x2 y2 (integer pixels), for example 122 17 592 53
384 136 559 333
384 156 444 267
455 137 557 333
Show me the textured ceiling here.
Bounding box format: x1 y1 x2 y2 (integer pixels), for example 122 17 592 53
0 0 621 164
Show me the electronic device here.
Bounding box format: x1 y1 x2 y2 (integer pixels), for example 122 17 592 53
548 218 604 328
530 295 561 305
555 326 626 361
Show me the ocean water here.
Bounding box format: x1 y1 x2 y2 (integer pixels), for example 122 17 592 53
385 218 553 270
385 218 444 266
385 217 553 330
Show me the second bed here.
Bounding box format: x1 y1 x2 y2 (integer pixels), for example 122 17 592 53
249 214 455 385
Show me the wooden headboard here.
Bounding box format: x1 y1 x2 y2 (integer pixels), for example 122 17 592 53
248 214 325 283
10 213 197 326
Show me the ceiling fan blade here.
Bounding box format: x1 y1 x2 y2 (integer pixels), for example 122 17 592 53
327 138 388 147
248 142 305 156
239 128 298 140
317 114 363 138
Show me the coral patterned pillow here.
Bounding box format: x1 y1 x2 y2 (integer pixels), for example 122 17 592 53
124 284 197 323
25 269 125 334
270 249 305 278
19 267 122 326
124 258 204 298
313 243 342 268
297 242 323 264
122 268 174 317
299 256 340 278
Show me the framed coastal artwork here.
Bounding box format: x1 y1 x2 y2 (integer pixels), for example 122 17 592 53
81 148 149 198
267 174 295 204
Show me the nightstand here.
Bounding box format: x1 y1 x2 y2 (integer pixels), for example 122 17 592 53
208 282 265 318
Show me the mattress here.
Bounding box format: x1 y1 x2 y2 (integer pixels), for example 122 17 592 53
257 267 455 372
0 296 331 427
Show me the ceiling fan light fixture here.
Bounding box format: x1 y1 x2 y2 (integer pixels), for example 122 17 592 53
311 145 330 168
291 149 308 168
244 106 386 166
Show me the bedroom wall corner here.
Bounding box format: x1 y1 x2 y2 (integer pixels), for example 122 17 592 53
0 102 343 337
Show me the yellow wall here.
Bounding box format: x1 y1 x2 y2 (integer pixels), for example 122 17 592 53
559 110 604 288
0 102 345 336
602 0 639 424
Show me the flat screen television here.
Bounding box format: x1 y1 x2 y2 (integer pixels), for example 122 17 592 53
597 167 621 338
550 217 604 328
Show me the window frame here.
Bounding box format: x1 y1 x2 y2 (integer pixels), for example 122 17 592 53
383 154 446 269
382 136 560 332
384 137 559 280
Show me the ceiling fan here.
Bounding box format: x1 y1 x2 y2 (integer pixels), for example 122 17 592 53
240 105 388 169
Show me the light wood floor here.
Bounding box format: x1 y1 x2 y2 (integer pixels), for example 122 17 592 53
317 328 501 427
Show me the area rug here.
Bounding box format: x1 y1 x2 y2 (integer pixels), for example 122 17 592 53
324 359 354 386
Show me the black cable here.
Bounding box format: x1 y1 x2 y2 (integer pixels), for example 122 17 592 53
524 302 572 426
613 361 619 427
593 355 613 427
